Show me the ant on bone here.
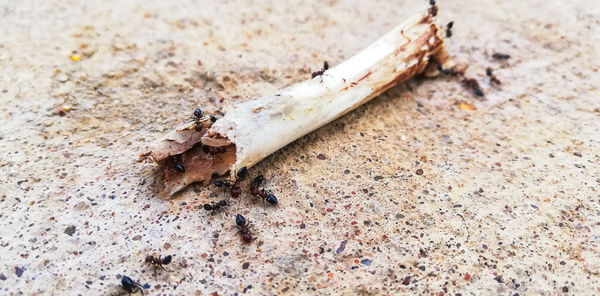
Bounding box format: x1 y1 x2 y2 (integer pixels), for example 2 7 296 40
173 154 185 173
311 61 329 79
190 108 217 131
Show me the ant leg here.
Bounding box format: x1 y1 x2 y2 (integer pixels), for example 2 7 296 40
135 281 145 296
237 196 243 210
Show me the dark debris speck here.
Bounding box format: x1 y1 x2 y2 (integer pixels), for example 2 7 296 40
402 276 411 285
336 240 347 254
64 225 76 236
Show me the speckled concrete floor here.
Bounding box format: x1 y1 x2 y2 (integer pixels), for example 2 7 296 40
1 0 599 295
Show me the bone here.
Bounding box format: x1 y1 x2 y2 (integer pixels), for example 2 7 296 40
141 6 448 196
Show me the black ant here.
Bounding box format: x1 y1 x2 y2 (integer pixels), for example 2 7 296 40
203 199 229 214
492 53 511 60
429 0 438 17
249 175 278 206
192 108 203 131
446 21 454 38
191 108 218 131
311 61 329 78
436 63 456 76
431 57 460 76
202 145 227 155
462 78 484 97
202 144 227 165
173 154 185 173
121 275 144 295
235 214 253 243
145 254 172 272
213 167 247 199
486 67 501 85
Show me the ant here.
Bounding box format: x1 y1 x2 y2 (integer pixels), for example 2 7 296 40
235 214 253 243
429 0 438 17
202 145 227 156
486 67 501 85
191 108 218 131
145 254 172 272
446 21 454 38
492 53 511 60
121 275 144 295
430 57 484 97
192 108 203 131
203 199 229 214
173 154 185 173
436 63 456 76
311 61 329 78
462 78 484 97
431 57 461 76
249 175 278 206
202 144 227 165
213 167 247 199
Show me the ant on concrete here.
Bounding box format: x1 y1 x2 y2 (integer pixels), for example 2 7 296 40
121 275 144 295
203 199 229 214
446 21 454 38
249 175 278 206
145 254 172 272
173 154 185 173
235 214 253 243
213 167 248 199
311 61 329 78
486 67 501 85
461 78 484 97
492 52 511 60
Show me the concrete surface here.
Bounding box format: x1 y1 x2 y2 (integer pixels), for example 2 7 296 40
0 0 599 295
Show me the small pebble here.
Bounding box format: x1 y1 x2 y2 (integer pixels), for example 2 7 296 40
57 74 69 82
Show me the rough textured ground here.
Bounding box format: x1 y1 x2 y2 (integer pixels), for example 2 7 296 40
1 0 599 295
